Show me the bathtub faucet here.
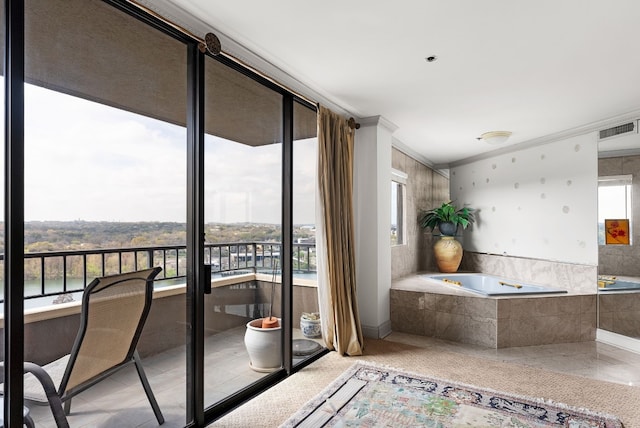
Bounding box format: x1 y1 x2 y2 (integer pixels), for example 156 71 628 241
597 275 616 288
499 281 522 289
598 279 615 288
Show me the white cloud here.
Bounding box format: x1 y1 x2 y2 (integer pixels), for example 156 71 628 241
4 84 317 224
23 86 187 222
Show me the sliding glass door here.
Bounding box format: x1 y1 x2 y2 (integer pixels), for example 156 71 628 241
21 0 189 425
292 101 323 368
3 0 324 425
200 57 324 415
202 56 284 406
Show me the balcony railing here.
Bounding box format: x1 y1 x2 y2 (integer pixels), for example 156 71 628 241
0 242 316 303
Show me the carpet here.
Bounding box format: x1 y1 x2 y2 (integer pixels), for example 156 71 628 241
211 339 640 427
280 361 623 428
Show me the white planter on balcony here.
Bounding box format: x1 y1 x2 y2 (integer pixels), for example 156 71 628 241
244 318 282 372
300 312 321 338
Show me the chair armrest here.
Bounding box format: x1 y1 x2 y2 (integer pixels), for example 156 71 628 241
0 362 70 428
22 362 60 401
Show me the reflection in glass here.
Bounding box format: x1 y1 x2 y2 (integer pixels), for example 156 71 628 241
598 175 632 245
391 181 406 245
203 56 283 405
24 0 188 425
292 101 323 368
598 160 640 340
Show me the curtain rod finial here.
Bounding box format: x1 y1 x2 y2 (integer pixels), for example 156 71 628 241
348 117 360 130
204 32 221 55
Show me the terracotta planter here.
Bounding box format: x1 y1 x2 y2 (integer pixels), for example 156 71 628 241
244 318 282 372
434 236 463 273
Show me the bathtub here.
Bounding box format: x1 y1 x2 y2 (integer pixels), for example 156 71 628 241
423 273 567 296
598 278 640 292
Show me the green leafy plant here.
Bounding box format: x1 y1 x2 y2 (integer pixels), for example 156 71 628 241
418 201 475 235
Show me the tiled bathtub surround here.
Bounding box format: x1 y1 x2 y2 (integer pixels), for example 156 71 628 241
391 275 596 348
459 251 597 295
390 147 449 279
599 292 640 339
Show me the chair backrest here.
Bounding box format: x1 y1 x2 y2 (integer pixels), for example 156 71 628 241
59 267 162 394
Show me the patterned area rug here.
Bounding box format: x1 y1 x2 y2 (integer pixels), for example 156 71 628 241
280 361 623 428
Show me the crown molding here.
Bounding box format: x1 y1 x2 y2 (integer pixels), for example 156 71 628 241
391 137 449 179
448 108 640 168
359 116 399 134
598 148 640 158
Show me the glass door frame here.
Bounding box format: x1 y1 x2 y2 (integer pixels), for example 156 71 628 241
197 54 325 425
4 0 26 425
2 1 326 426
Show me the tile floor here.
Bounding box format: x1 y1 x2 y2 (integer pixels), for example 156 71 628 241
386 331 640 386
25 329 640 427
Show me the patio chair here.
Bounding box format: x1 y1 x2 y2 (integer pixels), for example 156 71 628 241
21 267 165 427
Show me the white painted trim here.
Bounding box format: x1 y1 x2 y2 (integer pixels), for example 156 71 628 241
596 328 640 354
449 108 640 168
361 320 392 339
391 168 408 184
359 115 399 134
599 148 640 158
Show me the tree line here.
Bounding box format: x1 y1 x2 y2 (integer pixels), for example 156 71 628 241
0 221 316 281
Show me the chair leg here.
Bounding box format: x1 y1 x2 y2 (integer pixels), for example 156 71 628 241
133 350 165 425
23 414 35 428
63 398 71 415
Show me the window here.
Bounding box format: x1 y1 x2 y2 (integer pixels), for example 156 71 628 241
391 169 408 246
598 175 632 245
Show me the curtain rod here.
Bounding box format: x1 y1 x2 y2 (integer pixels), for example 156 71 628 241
127 0 320 109
127 1 360 130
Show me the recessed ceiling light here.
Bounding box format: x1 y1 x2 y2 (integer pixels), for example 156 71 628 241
425 55 438 63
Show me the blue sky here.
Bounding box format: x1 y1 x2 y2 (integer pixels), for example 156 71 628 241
3 84 317 224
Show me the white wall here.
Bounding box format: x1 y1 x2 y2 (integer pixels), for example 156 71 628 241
450 132 598 265
354 116 396 338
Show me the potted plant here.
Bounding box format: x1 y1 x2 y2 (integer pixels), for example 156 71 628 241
244 261 282 372
244 316 281 372
418 202 475 272
418 201 475 236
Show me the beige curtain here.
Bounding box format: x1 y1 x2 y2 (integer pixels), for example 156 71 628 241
316 106 364 356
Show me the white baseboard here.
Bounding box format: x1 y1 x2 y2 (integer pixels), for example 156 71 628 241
361 320 392 339
596 328 640 354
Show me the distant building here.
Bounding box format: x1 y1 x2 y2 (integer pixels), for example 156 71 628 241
296 237 316 244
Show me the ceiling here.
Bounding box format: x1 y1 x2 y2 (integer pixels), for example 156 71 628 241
143 0 640 166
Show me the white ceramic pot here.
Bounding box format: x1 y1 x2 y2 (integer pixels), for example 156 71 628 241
300 316 321 338
244 318 282 372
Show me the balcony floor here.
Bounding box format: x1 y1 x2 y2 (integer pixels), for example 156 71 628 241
27 325 320 428
26 330 640 427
